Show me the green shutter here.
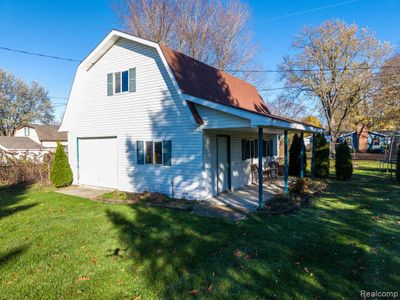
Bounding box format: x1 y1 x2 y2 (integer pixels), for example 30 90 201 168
129 68 136 92
163 140 172 166
137 141 144 164
107 73 113 96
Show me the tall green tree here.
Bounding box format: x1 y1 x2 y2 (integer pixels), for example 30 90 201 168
335 142 353 180
314 133 330 178
280 20 391 155
289 134 307 176
50 143 73 188
0 69 54 136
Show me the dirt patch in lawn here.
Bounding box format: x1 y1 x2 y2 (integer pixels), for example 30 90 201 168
95 190 194 211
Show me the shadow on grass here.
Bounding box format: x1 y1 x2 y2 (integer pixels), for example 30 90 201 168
0 184 37 220
106 166 400 298
0 245 30 268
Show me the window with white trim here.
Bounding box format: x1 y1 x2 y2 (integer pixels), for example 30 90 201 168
137 140 172 166
107 68 136 96
24 127 30 136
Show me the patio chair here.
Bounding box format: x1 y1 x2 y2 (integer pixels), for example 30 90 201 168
251 163 278 183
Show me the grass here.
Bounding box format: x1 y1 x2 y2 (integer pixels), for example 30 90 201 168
0 161 399 299
100 190 130 201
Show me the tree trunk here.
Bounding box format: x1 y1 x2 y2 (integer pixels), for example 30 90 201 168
330 132 339 158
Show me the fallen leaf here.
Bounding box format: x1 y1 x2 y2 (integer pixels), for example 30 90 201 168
189 289 198 296
77 276 90 281
304 267 309 273
208 284 213 292
233 250 243 257
133 295 141 300
90 258 97 264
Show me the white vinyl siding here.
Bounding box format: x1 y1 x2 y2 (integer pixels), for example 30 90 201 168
195 104 251 129
66 38 203 199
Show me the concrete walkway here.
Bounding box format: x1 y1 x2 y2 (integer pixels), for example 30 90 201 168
56 185 111 199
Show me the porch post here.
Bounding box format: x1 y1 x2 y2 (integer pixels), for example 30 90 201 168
258 127 263 209
300 132 305 178
311 133 316 178
284 130 289 193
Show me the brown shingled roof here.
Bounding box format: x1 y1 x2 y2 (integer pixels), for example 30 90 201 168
28 125 67 142
0 137 44 150
159 45 271 116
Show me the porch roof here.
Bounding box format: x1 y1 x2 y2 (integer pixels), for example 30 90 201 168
186 95 325 134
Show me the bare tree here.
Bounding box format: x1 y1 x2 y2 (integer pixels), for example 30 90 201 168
280 20 391 154
0 69 54 136
267 94 309 120
114 0 261 82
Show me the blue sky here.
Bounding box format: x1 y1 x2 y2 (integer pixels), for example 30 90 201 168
0 0 399 121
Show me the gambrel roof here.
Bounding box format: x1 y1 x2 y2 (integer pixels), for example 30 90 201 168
159 45 271 116
61 30 324 133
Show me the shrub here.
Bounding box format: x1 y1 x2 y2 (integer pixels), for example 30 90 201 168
396 144 400 184
314 133 330 178
0 151 53 185
335 142 353 180
50 143 73 188
289 177 326 194
289 178 306 194
289 134 307 176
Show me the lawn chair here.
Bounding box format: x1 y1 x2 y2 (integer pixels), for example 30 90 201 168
251 161 279 184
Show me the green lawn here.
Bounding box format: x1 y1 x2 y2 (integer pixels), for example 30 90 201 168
1 161 399 299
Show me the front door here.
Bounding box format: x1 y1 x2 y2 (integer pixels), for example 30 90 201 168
217 135 230 193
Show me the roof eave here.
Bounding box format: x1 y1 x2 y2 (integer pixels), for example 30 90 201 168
185 94 325 133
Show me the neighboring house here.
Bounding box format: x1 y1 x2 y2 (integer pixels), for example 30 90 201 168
15 124 67 150
0 136 48 161
60 30 322 200
338 126 389 153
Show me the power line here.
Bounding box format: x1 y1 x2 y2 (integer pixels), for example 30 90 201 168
225 65 400 73
0 46 81 62
254 0 359 23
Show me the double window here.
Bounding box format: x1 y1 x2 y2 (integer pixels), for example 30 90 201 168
107 68 136 96
137 140 172 166
241 139 274 160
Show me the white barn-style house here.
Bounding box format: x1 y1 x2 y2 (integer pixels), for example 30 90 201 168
60 30 323 204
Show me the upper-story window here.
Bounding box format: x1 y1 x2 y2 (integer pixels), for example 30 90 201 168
24 127 30 136
107 68 136 96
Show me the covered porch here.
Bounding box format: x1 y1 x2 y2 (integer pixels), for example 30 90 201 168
202 124 324 211
205 180 284 212
188 96 324 210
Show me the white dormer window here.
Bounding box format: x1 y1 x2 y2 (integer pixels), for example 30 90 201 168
24 127 30 136
107 68 136 96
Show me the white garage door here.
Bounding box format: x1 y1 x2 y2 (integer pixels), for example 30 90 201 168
78 137 118 189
